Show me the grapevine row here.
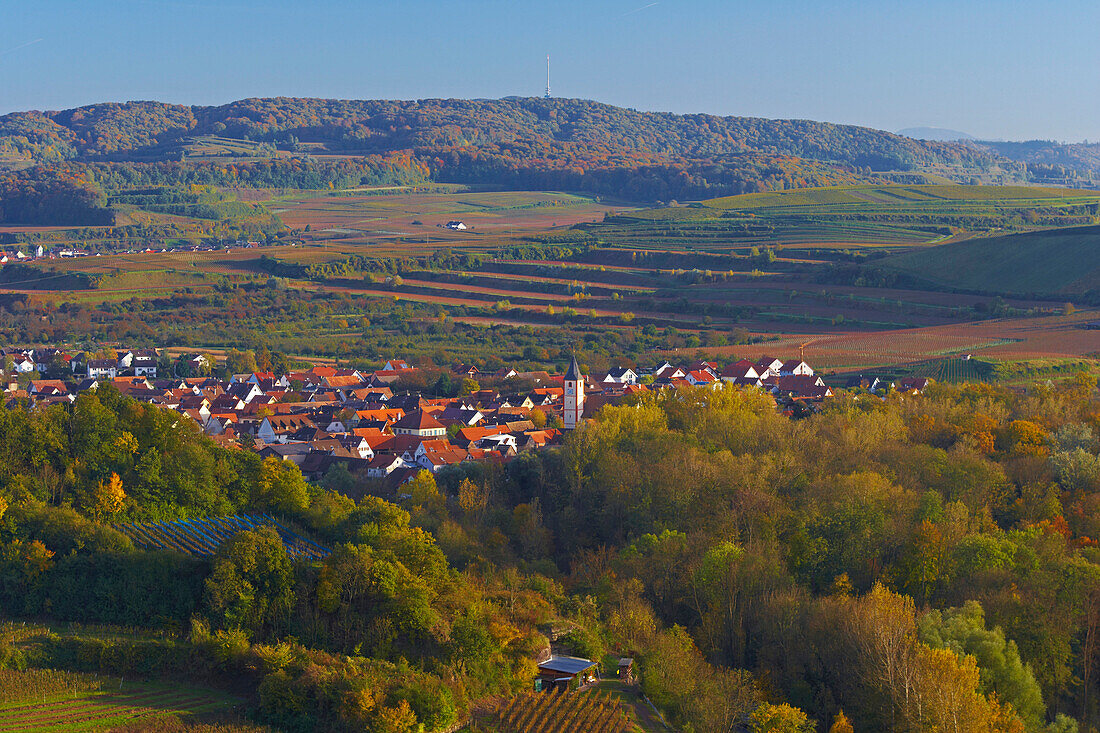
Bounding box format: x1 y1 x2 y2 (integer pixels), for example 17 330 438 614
112 514 330 560
495 688 628 733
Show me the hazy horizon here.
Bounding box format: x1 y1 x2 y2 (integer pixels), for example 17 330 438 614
4 0 1100 143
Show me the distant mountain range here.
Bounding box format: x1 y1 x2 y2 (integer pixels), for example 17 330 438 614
0 97 1096 201
898 127 975 142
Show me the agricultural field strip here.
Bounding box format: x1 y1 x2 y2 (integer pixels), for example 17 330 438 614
398 278 599 303
114 513 330 560
426 268 658 293
0 689 210 715
272 191 601 222
0 690 230 733
302 280 708 325
475 261 979 315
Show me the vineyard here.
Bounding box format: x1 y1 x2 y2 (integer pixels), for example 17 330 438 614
492 688 634 733
909 356 993 383
0 673 236 733
0 669 102 704
113 514 330 560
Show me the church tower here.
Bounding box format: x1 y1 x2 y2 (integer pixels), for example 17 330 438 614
563 355 585 430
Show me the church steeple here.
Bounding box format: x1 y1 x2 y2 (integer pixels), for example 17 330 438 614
565 354 581 382
564 355 584 430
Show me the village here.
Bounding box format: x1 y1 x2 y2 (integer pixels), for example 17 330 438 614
0 240 268 264
0 346 930 492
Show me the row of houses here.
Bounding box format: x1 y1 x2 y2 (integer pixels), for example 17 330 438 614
0 239 270 266
1 348 159 379
4 351 849 489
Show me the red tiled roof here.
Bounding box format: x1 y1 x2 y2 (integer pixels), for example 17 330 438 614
392 409 444 431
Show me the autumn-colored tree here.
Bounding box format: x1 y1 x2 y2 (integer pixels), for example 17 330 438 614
527 407 547 429
373 699 418 733
90 472 125 520
749 702 815 733
828 709 854 733
1000 420 1049 457
252 457 310 515
846 582 920 728
225 348 258 375
407 469 446 529
913 644 989 733
458 477 489 519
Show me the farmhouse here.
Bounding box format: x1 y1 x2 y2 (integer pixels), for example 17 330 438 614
445 220 467 230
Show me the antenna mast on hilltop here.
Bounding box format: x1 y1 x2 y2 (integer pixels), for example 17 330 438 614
545 55 551 98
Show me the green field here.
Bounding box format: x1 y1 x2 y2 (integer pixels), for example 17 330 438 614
703 183 1087 210
880 224 1100 295
600 184 1100 254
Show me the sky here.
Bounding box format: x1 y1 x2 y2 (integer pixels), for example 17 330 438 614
2 0 1099 142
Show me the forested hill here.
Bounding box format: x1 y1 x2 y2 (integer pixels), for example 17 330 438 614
16 97 1100 208
1 97 996 173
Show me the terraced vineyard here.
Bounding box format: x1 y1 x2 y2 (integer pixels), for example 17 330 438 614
113 514 330 560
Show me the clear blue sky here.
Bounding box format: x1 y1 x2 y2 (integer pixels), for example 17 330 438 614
3 0 1098 142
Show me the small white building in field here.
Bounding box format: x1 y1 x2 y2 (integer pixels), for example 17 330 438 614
445 220 467 230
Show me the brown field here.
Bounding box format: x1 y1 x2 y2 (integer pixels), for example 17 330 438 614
689 310 1100 370
271 190 621 249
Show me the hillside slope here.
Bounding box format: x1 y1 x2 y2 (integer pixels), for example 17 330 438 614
880 225 1100 296
0 97 997 169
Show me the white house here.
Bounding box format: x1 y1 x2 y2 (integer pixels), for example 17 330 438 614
391 410 447 438
477 433 518 451
754 357 784 378
603 367 639 385
365 454 407 478
445 220 467 230
86 359 117 379
12 356 36 374
652 363 686 380
383 359 412 372
779 360 814 377
685 370 719 387
132 356 158 378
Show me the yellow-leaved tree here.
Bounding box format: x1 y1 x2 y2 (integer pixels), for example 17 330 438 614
92 472 125 520
828 709 854 733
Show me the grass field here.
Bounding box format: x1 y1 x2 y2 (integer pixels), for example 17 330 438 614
880 224 1100 295
0 670 238 733
602 184 1100 258
702 183 1088 210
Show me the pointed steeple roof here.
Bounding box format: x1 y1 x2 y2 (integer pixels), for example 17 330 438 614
565 355 582 381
